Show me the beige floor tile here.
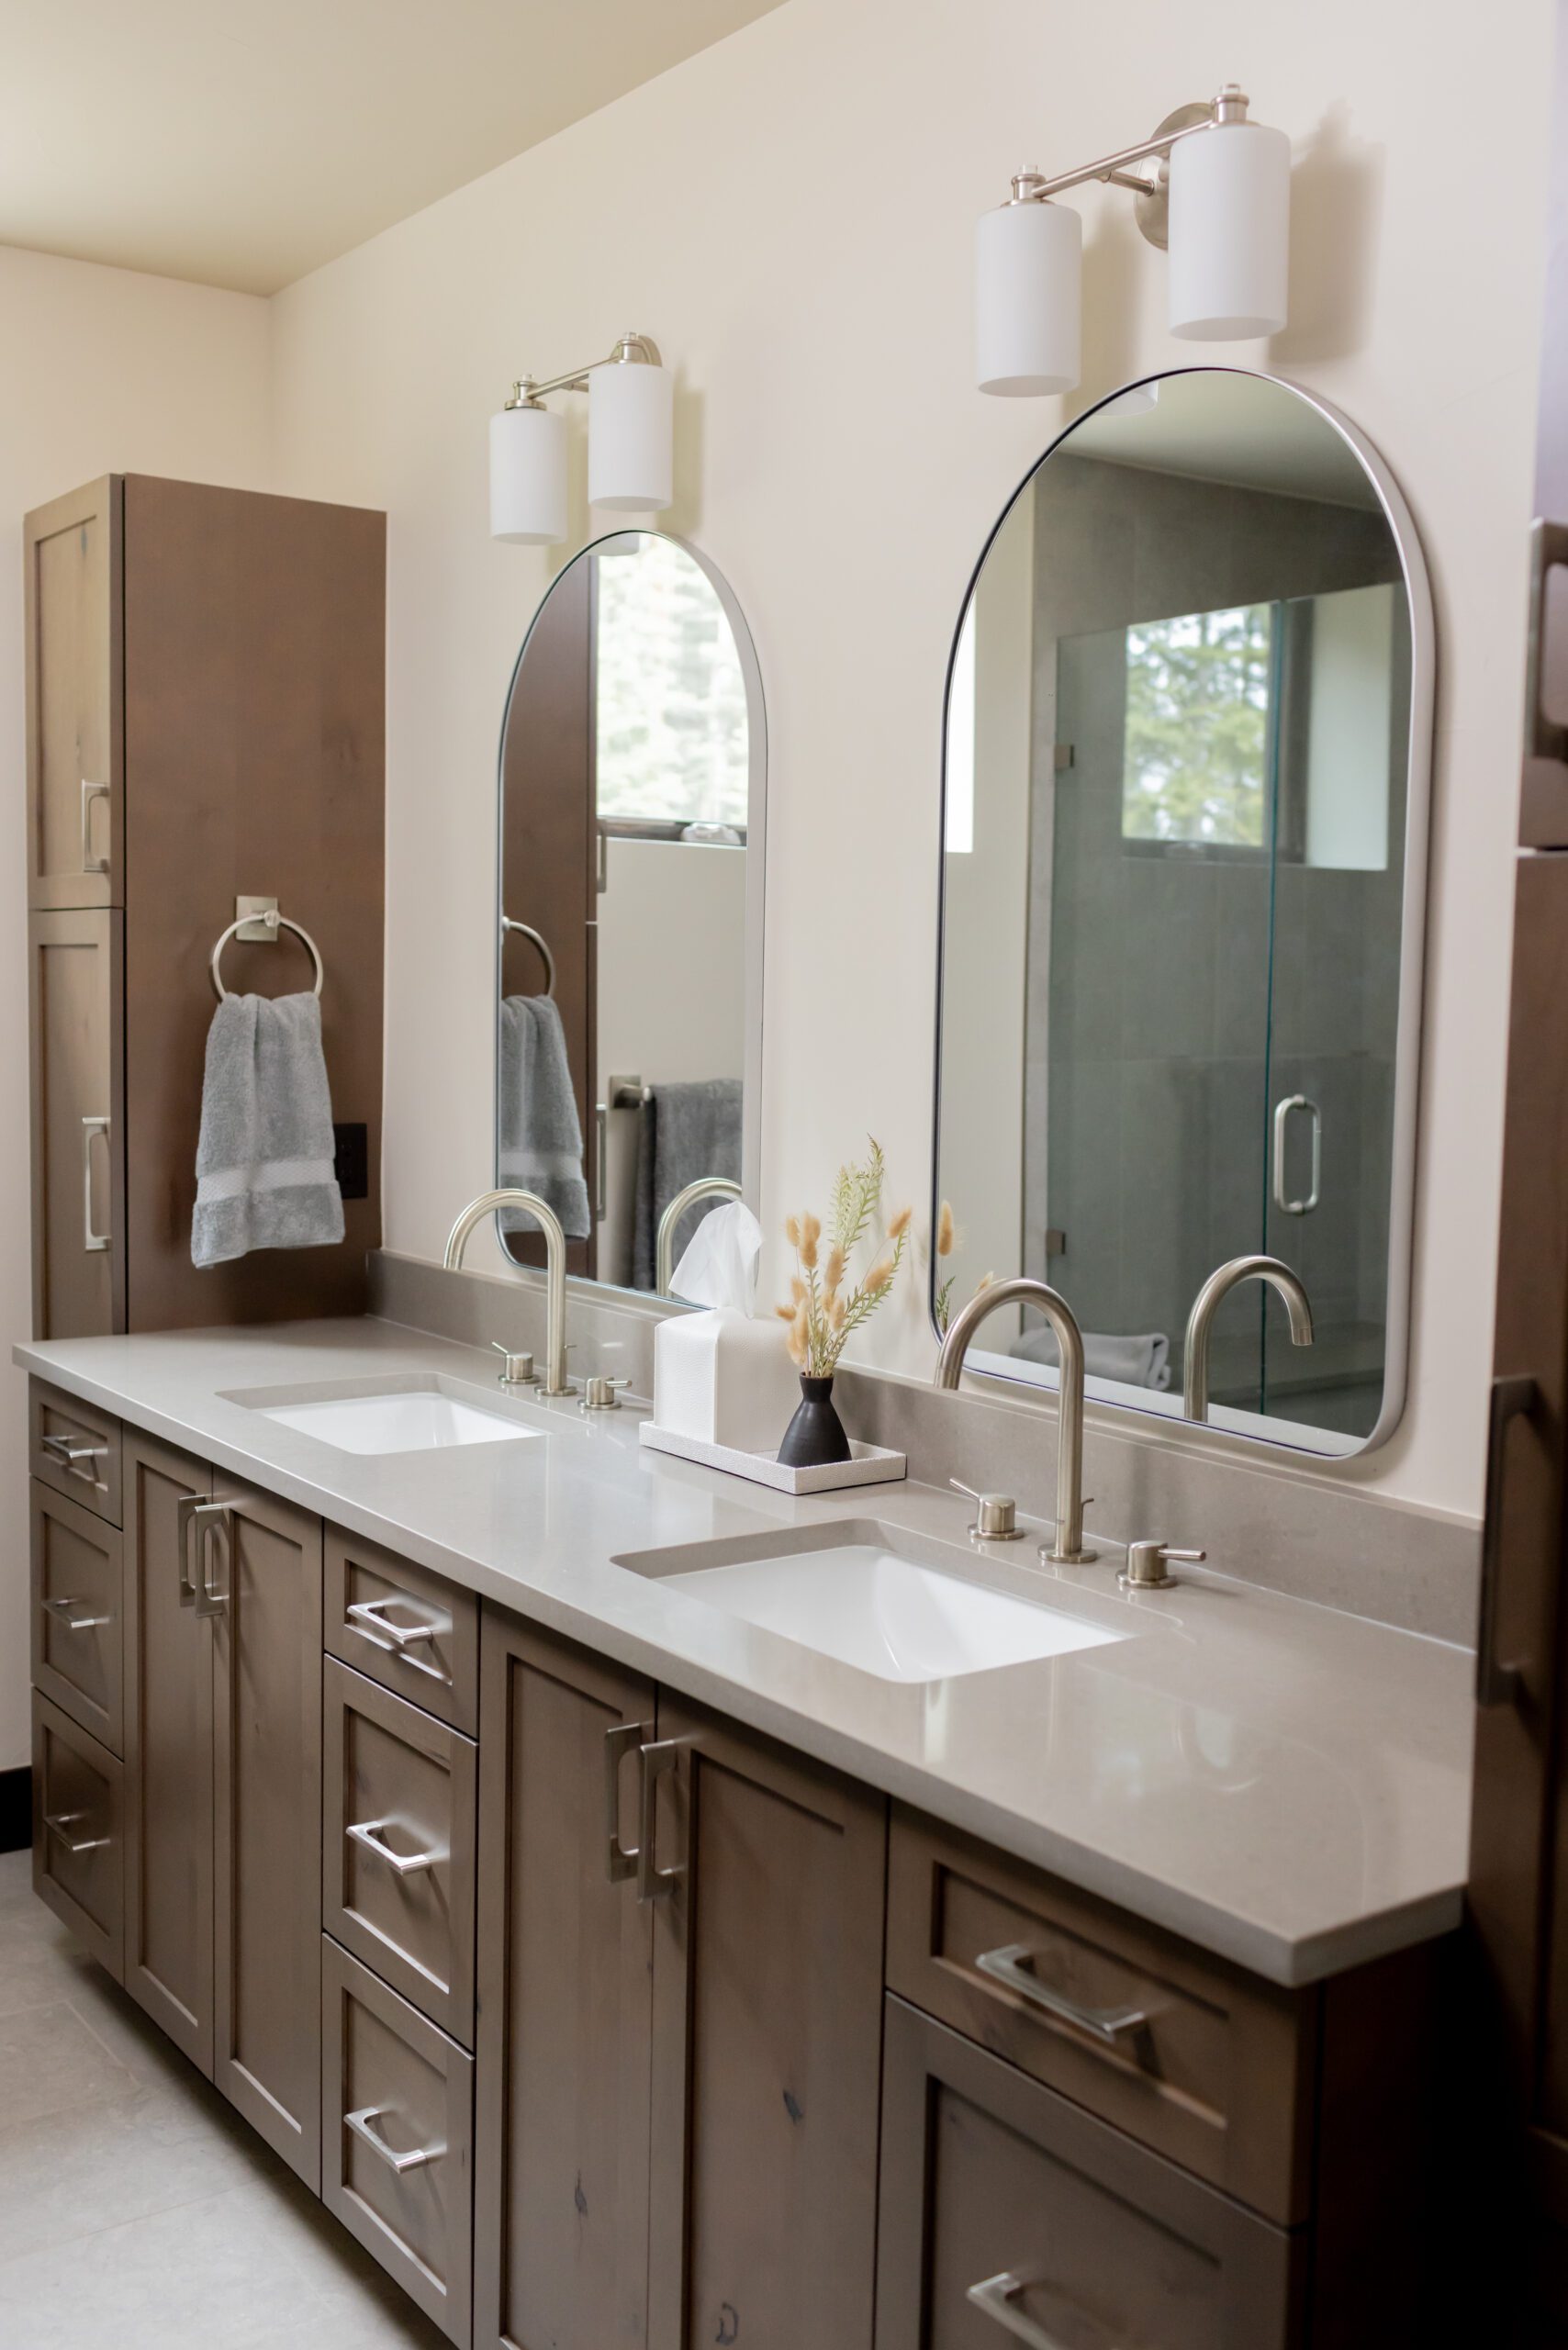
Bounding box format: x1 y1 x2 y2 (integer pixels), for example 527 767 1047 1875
0 1998 140 2131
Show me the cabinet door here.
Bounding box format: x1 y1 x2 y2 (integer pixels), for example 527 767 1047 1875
28 908 123 1339
474 1614 655 2350
24 476 122 912
31 1479 122 1752
647 1698 886 2350
211 1478 323 2188
875 1998 1304 2350
123 1432 213 2069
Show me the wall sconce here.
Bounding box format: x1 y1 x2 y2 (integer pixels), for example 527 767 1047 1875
976 83 1290 397
489 331 674 543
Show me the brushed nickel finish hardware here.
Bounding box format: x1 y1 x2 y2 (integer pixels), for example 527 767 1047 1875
594 1103 607 1220
935 1279 1094 1564
950 1478 1023 1541
344 2104 446 2176
345 1595 446 1653
974 1942 1149 2046
1119 1539 1205 1593
490 1340 538 1389
44 1807 109 1856
81 1114 110 1253
1477 1374 1537 1708
39 1430 106 1469
604 1720 649 1884
1527 517 1568 765
636 1738 684 1903
194 1502 231 1620
445 1188 572 1395
209 904 323 1001
499 914 554 997
1000 84 1251 254
1182 1255 1314 1424
80 778 111 875
346 1818 445 1876
655 1174 743 1295
966 2269 1070 2348
581 1375 630 1413
41 1595 111 1632
174 1492 206 1607
1271 1092 1322 1216
503 330 662 414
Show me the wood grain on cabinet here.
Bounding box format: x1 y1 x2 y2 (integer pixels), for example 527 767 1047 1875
324 1527 479 1738
28 908 123 1339
474 1614 655 2350
210 1477 324 2188
875 1995 1304 2350
30 1479 122 1754
31 1691 124 1982
324 1657 476 2045
122 1430 213 2070
29 1378 121 1522
322 1935 475 2348
24 475 122 912
647 1696 887 2350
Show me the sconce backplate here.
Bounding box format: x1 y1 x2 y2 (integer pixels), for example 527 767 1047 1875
1132 103 1213 250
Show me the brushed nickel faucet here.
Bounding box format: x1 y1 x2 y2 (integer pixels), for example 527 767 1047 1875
935 1278 1094 1564
1182 1254 1314 1423
444 1188 572 1397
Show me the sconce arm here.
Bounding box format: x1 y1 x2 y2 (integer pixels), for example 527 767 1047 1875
506 332 663 410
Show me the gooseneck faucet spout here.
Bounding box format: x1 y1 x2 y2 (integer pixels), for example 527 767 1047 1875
935 1277 1094 1564
444 1189 571 1396
1182 1254 1314 1424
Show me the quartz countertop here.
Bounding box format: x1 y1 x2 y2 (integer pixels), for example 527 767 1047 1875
16 1317 1476 1989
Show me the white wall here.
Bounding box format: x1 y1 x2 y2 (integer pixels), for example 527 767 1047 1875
265 0 1553 1529
597 836 747 1086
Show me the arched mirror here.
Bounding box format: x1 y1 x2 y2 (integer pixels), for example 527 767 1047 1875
934 368 1433 1457
496 531 765 1295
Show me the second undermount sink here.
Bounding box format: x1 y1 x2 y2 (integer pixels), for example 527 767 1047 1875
226 1375 548 1456
613 1521 1127 1684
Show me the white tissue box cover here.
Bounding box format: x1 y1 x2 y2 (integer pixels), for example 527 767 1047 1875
653 1307 801 1454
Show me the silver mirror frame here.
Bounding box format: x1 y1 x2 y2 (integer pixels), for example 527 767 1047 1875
495 528 767 1288
931 366 1436 1459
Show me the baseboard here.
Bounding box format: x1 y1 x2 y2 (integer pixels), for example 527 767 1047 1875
0 1767 32 1853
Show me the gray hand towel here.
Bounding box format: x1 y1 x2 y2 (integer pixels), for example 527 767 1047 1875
498 996 591 1242
1011 1326 1171 1391
633 1077 743 1290
193 992 345 1268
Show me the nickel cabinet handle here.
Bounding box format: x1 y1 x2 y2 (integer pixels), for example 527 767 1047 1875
39 1430 106 1471
974 1942 1148 2048
604 1720 649 1884
344 1595 451 1683
194 1503 231 1620
82 1116 110 1253
344 2105 445 2175
967 2272 1076 2349
636 1739 684 1903
80 779 110 876
346 1818 444 1876
42 1595 111 1633
44 1807 109 1856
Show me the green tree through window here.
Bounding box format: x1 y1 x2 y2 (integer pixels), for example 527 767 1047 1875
596 537 749 826
1122 603 1272 846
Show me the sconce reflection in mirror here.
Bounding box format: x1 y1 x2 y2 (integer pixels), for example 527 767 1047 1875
490 331 674 544
976 83 1291 397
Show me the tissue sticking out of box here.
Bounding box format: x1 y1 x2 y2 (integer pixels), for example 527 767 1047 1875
654 1202 802 1451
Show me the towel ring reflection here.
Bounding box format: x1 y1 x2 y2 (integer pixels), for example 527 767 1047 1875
501 916 555 998
209 911 324 1002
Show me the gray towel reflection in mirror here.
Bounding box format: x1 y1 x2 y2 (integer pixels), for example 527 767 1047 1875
192 992 345 1267
633 1078 743 1291
1011 1326 1171 1391
498 995 592 1242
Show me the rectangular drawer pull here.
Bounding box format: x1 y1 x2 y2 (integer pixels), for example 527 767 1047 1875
637 1738 684 1903
346 1817 444 1876
42 1595 111 1632
344 2104 446 2175
346 1594 452 1681
40 1432 106 1468
975 1943 1148 2047
44 1807 109 1855
968 2271 1079 2349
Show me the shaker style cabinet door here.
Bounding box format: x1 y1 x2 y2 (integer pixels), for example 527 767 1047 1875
211 1478 324 2190
24 475 122 912
474 1614 656 2350
28 908 123 1340
646 1699 887 2350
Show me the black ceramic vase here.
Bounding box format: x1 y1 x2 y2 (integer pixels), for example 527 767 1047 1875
778 1374 853 1469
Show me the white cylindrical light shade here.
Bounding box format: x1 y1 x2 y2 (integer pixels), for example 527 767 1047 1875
489 404 567 543
588 360 674 509
976 198 1081 397
1168 121 1290 341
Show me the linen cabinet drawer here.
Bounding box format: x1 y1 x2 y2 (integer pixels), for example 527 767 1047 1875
30 1480 122 1752
876 1998 1304 2350
325 1525 477 1736
31 1692 123 1981
324 1658 477 2043
30 1380 121 1523
887 1809 1313 2224
322 1937 474 2348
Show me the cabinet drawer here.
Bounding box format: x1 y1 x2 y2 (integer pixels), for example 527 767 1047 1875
876 1998 1304 2350
321 1937 473 2348
887 1809 1314 2225
325 1525 477 1736
30 1380 121 1523
31 1693 123 1982
324 1658 477 2044
30 1481 123 1753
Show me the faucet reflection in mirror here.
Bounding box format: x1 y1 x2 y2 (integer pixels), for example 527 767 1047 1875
1183 1256 1314 1426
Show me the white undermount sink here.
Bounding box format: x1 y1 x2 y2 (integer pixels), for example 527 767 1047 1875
232 1380 543 1456
614 1525 1127 1684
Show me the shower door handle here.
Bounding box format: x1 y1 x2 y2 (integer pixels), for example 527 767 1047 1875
1271 1094 1320 1216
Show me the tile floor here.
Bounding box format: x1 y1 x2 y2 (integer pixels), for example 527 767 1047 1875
0 1847 446 2347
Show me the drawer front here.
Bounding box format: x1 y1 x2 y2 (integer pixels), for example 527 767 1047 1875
321 1936 474 2348
30 1480 123 1753
30 1380 121 1523
887 1809 1314 2224
31 1692 124 1981
325 1525 477 1736
324 1658 477 2043
876 1998 1304 2350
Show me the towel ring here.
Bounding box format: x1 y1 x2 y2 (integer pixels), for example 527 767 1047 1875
501 915 555 998
210 911 324 1002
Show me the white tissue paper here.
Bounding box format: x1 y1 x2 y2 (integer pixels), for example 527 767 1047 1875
654 1202 801 1451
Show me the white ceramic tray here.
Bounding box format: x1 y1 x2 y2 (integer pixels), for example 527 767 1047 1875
637 1419 907 1495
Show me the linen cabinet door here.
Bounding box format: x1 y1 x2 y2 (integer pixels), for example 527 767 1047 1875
210 1478 324 2188
24 475 122 912
474 1613 655 2350
28 907 123 1340
646 1699 887 2350
875 1998 1304 2350
123 1432 214 2070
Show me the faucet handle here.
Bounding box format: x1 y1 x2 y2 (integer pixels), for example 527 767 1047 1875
950 1478 1023 1541
581 1375 631 1413
1119 1538 1206 1593
491 1341 537 1388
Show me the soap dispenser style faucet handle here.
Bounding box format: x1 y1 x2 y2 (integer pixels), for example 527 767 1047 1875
1119 1539 1206 1593
582 1375 631 1413
950 1478 1023 1542
491 1342 537 1389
